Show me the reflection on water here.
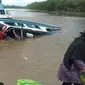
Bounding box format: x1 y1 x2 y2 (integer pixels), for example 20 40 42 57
0 9 85 85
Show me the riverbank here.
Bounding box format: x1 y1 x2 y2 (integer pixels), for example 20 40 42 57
51 11 85 17
27 9 85 17
5 7 85 17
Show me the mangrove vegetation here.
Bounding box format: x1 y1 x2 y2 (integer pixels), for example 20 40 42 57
25 0 85 12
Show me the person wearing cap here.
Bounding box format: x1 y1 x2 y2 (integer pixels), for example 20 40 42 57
57 31 85 85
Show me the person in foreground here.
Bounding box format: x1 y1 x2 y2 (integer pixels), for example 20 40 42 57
57 31 85 85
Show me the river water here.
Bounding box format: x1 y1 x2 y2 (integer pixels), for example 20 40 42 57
1 8 85 85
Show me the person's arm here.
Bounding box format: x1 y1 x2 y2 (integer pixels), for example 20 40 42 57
71 43 85 70
73 60 85 70
13 29 21 39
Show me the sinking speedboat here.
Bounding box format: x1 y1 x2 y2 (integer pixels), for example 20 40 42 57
0 18 61 35
0 0 61 37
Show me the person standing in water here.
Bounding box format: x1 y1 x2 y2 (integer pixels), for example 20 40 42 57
0 29 6 40
0 25 13 40
0 25 8 40
57 31 85 85
12 29 22 40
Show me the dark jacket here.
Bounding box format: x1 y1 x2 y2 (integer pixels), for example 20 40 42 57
63 36 85 69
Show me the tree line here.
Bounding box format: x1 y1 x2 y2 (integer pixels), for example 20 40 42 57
25 0 85 12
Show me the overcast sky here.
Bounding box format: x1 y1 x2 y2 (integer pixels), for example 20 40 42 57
2 0 46 6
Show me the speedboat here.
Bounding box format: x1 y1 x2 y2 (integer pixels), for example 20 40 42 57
0 0 61 37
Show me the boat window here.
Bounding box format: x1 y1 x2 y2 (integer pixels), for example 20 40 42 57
17 23 25 27
4 22 16 26
52 29 56 31
46 28 52 31
27 24 34 28
34 25 40 29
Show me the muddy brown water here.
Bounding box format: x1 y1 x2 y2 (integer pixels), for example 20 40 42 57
1 9 85 85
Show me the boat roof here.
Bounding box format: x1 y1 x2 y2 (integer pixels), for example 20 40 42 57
0 18 61 29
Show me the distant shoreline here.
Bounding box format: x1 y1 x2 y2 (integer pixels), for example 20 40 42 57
25 9 85 17
5 8 85 17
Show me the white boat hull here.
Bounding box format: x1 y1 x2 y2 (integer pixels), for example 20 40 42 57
26 33 34 38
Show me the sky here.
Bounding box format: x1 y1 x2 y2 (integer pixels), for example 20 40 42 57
2 0 46 6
